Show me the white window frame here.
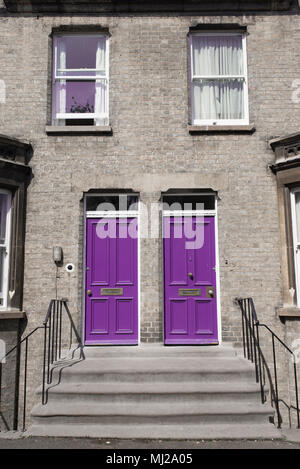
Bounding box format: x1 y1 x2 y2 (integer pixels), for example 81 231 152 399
0 189 11 309
52 34 109 125
190 32 249 126
290 188 300 306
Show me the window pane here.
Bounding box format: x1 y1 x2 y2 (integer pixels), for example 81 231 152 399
163 195 215 211
0 194 8 245
193 79 244 120
86 195 139 211
67 81 95 113
55 79 108 116
56 36 106 71
192 35 244 76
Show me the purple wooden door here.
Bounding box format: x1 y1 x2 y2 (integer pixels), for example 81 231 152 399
163 216 218 344
85 217 138 344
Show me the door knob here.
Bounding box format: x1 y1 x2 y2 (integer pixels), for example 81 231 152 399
87 290 92 297
206 287 215 298
188 272 193 279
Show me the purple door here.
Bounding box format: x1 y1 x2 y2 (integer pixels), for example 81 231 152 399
163 216 218 345
85 217 138 344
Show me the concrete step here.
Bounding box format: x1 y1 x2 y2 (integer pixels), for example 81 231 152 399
28 343 279 440
31 401 274 425
28 422 282 440
52 356 256 384
82 343 241 358
38 381 265 405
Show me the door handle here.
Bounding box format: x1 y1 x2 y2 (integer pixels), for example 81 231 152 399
87 290 92 297
188 272 193 279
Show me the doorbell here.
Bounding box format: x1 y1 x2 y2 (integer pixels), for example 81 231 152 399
65 263 75 273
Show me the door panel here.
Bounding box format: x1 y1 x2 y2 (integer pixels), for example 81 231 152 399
194 299 214 335
116 232 134 285
90 299 109 334
90 226 110 285
170 299 188 334
164 216 218 344
115 298 134 334
169 222 188 285
85 217 138 344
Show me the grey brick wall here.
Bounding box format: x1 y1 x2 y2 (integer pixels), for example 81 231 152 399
0 319 21 431
0 10 300 425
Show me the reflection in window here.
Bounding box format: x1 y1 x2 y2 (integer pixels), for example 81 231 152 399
86 195 139 212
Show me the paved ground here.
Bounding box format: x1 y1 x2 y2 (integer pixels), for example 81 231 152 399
0 436 300 449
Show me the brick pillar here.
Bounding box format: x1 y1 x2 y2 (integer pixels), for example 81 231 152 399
139 192 163 342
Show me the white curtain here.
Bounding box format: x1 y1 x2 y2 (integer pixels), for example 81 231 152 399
192 36 244 120
56 38 66 126
94 38 107 126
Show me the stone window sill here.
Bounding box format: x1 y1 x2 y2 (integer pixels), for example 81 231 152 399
45 126 112 135
0 310 26 319
276 307 300 319
188 124 256 134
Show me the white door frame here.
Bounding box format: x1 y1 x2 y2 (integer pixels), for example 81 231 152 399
161 193 222 345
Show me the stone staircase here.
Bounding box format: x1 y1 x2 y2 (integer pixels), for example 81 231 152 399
28 343 281 439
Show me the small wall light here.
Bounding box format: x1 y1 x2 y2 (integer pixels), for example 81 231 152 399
53 246 63 264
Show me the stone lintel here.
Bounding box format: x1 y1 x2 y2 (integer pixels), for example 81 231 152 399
71 172 229 196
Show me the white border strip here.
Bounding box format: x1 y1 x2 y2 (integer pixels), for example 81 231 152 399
161 195 221 345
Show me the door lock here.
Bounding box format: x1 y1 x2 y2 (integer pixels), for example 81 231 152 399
87 290 92 297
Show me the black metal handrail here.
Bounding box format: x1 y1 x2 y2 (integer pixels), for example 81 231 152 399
0 299 84 432
236 297 300 429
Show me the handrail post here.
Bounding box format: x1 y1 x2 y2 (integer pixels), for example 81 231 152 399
42 322 48 405
240 299 246 358
271 334 281 428
245 299 250 360
248 298 254 362
0 298 84 430
236 297 300 430
255 321 265 402
293 360 300 429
